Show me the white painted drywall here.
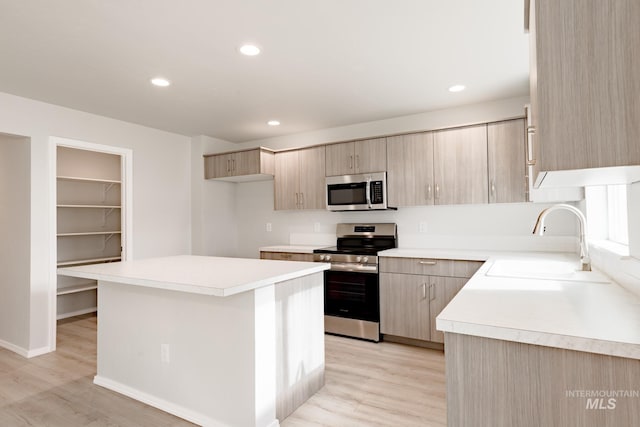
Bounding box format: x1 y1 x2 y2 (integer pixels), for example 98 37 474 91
0 91 191 354
191 135 239 256
234 180 578 259
0 133 31 352
235 96 531 151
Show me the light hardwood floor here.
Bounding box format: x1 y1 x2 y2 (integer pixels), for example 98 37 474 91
0 315 446 426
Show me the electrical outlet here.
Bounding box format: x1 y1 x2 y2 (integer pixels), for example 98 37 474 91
266 223 272 232
314 222 321 233
419 222 428 233
161 344 170 363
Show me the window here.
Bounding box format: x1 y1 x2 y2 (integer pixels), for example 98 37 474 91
606 185 629 245
585 184 629 246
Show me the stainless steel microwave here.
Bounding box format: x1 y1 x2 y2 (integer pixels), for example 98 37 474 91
326 172 391 211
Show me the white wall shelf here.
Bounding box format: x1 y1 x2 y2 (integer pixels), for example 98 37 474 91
57 283 98 296
56 146 124 320
57 175 121 184
57 256 122 267
57 231 122 237
57 204 121 209
56 306 98 321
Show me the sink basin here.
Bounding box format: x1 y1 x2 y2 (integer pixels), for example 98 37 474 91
485 259 611 283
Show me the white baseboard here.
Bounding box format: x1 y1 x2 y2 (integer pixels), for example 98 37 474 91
0 339 29 357
26 345 52 358
0 339 52 358
95 375 279 427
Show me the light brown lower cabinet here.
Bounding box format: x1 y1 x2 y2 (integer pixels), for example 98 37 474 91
446 333 640 426
260 251 314 262
379 273 431 341
380 273 467 343
380 257 482 344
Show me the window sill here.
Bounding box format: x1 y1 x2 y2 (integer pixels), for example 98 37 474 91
590 239 630 258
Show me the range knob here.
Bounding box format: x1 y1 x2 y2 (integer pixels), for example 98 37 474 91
325 255 331 261
362 257 369 263
318 255 325 261
356 256 362 262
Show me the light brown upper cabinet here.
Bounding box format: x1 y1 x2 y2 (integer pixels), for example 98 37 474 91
528 0 640 174
325 138 387 176
204 147 275 181
387 132 435 207
433 125 488 205
487 119 527 203
274 146 326 210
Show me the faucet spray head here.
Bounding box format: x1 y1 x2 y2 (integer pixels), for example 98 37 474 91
532 210 547 235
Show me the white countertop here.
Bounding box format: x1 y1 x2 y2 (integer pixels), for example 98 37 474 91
259 245 330 254
57 255 329 297
381 248 640 360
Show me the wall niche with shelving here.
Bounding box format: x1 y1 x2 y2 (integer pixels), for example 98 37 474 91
56 146 122 319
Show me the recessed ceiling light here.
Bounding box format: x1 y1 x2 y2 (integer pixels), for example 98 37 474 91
239 44 261 56
267 120 280 126
448 84 466 93
151 77 171 87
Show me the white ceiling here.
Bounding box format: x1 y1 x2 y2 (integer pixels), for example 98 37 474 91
0 0 529 142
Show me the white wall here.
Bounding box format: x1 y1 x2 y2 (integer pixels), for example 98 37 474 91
191 95 579 259
191 135 239 256
234 181 578 259
0 92 192 355
236 96 531 151
0 133 31 351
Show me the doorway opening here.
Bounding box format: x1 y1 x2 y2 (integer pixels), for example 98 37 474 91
51 137 132 351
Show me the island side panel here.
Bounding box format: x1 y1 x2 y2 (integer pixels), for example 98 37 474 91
94 280 264 427
275 272 325 421
445 333 640 427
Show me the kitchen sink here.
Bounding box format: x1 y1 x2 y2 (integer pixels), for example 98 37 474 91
485 259 611 283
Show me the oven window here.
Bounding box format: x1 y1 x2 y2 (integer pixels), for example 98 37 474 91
327 183 367 205
324 271 379 322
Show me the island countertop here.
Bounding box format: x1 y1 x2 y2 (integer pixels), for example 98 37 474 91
57 255 329 297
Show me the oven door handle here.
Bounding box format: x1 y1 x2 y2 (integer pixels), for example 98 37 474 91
329 263 378 273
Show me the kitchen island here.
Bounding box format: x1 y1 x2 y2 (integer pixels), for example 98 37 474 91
58 255 330 427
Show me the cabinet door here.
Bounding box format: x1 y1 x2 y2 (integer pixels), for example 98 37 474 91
534 0 640 171
354 138 387 174
204 153 234 179
234 149 261 176
488 119 526 203
298 146 326 209
380 273 430 341
274 151 300 210
387 132 434 207
325 142 355 176
433 125 488 205
429 276 467 343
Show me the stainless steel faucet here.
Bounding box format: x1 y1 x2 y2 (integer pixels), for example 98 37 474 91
532 204 591 271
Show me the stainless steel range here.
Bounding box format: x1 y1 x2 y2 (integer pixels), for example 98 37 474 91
314 223 397 342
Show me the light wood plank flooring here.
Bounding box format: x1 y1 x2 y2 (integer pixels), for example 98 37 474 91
0 315 446 426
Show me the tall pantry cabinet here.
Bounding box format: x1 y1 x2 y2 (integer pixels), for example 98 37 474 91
56 147 123 319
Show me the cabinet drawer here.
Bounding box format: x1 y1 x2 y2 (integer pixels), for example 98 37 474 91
380 257 483 278
260 252 314 262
